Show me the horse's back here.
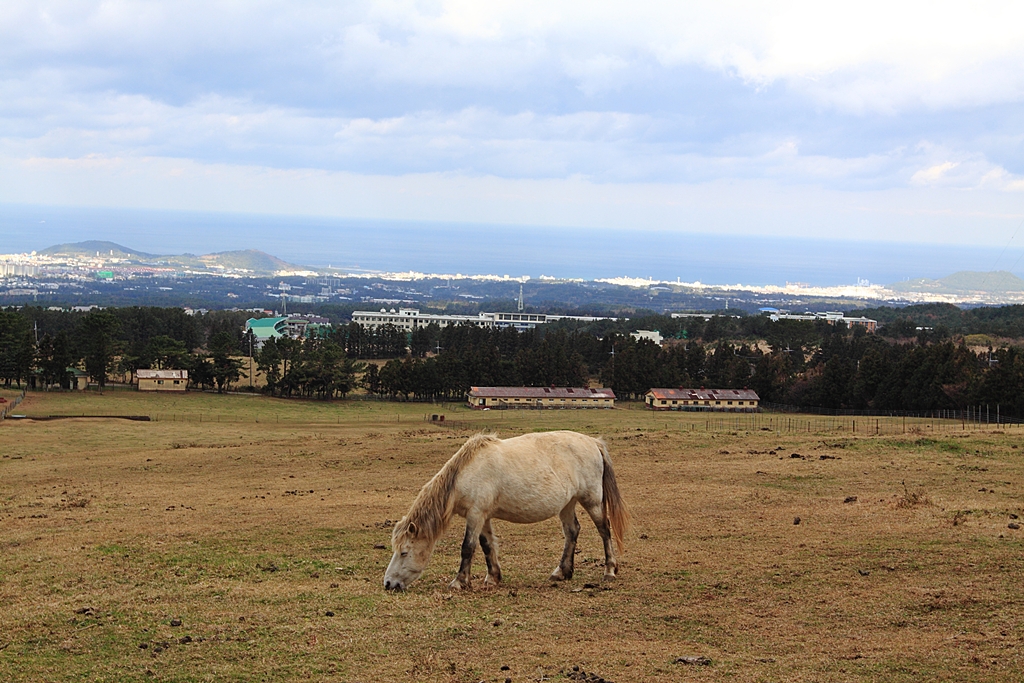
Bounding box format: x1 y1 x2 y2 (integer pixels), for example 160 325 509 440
455 431 605 524
487 430 604 479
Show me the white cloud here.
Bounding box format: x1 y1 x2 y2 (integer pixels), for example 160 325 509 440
4 86 1023 194
907 150 1024 191
5 1 1024 112
2 0 1024 245
980 167 1024 192
911 161 960 186
318 1 1024 112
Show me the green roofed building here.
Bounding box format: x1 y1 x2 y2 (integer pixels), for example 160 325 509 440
245 316 289 347
67 367 89 391
245 316 331 348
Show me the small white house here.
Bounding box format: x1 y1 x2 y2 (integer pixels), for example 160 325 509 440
137 369 188 392
631 330 663 345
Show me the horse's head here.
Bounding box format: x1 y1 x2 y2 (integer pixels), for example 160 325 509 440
383 519 434 591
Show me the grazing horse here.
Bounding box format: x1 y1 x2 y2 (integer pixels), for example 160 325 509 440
383 430 629 591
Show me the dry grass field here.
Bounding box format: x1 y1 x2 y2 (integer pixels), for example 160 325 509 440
2 391 1024 682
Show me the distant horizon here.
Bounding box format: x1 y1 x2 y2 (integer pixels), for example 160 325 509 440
4 202 1024 288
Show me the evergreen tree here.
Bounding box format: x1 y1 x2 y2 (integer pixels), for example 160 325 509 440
78 310 122 388
974 346 1024 417
0 312 35 387
209 330 244 393
410 323 441 358
188 354 215 390
145 335 189 369
257 337 283 394
35 331 75 389
361 363 382 397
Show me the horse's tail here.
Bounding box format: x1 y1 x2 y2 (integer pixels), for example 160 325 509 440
599 439 630 551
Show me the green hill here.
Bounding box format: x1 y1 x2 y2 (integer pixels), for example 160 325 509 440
40 241 159 260
40 242 301 276
200 250 295 273
890 271 1024 294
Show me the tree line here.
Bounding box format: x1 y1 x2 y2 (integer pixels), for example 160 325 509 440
4 305 1024 414
355 318 1024 415
255 335 363 399
0 306 253 392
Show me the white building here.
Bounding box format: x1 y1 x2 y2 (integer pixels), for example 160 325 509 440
351 308 618 332
631 330 664 345
671 312 742 321
769 311 877 332
352 308 506 331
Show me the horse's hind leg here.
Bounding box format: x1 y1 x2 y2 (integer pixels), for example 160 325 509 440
550 502 580 581
583 501 618 580
479 519 502 587
452 512 485 590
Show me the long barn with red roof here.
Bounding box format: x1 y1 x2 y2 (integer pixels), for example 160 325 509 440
467 386 615 409
645 388 759 412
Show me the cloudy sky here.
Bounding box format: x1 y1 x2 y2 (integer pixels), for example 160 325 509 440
2 1 1023 246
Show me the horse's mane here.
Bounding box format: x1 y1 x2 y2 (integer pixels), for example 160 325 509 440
393 433 499 544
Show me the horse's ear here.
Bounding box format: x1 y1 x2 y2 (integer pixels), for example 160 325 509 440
408 522 418 537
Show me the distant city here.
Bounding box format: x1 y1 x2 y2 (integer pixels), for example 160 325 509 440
5 239 1024 314
5 204 1024 290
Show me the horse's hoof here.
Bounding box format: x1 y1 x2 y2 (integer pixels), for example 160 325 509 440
449 578 470 590
603 572 617 581
549 569 571 581
483 575 501 588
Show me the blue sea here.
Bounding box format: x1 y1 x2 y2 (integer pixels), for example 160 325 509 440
2 203 1020 287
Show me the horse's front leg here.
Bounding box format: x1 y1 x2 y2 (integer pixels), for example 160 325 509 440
550 502 580 581
451 513 485 590
479 519 502 587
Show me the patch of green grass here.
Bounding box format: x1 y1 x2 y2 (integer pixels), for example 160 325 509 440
95 543 135 556
883 437 966 453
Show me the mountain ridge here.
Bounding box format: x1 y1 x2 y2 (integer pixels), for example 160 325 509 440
39 241 302 275
41 240 158 259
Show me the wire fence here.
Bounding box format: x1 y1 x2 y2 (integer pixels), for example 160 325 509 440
415 407 1020 437
6 389 1021 436
665 413 1022 436
147 412 417 424
0 390 26 421
762 401 1023 425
